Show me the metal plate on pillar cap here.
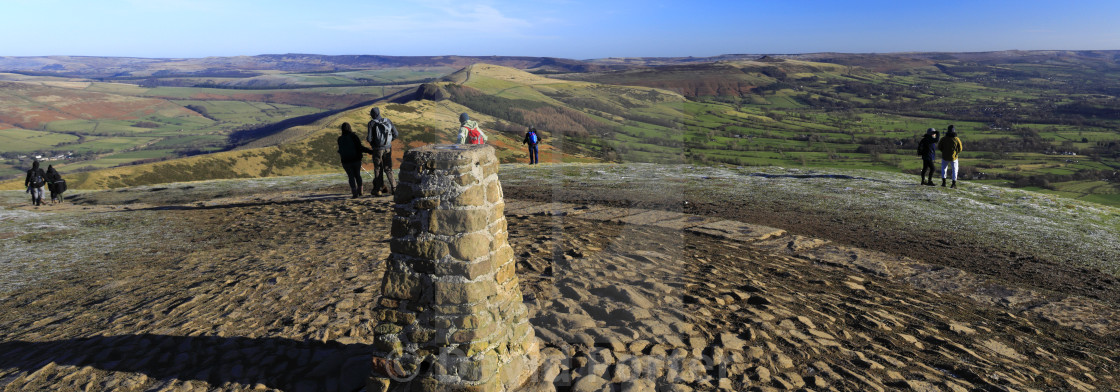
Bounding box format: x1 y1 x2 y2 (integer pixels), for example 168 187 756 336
432 144 470 150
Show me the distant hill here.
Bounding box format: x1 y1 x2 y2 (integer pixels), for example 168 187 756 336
0 54 626 79
585 49 1120 67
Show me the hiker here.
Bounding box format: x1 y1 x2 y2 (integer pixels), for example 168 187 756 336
45 165 66 204
938 124 963 188
366 107 399 196
457 113 487 145
24 161 46 206
917 128 939 186
523 127 541 164
337 122 373 199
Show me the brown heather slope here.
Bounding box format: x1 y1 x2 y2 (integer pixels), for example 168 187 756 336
0 81 200 129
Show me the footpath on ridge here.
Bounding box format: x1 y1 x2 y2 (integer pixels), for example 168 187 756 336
0 190 1117 391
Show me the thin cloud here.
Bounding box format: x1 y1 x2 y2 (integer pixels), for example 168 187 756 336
323 2 532 36
124 0 221 12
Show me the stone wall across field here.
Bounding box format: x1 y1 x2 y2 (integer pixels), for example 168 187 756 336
369 144 539 392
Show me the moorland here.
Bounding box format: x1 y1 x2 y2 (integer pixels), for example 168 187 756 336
2 51 1120 205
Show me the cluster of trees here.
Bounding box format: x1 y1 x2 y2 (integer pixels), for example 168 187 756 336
1005 169 1120 190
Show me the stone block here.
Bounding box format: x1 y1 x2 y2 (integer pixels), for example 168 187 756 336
455 355 499 382
414 198 441 210
391 238 449 260
456 312 494 329
453 185 486 207
486 180 502 204
482 161 498 178
449 233 492 261
408 327 436 345
448 321 499 344
377 309 417 325
490 246 514 269
429 209 490 236
490 231 509 251
488 202 506 222
494 260 517 285
432 279 497 305
373 334 403 355
381 265 421 300
454 172 480 187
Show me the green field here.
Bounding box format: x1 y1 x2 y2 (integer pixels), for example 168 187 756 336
0 128 80 150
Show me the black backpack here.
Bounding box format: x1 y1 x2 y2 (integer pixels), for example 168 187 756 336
367 118 393 149
29 170 45 188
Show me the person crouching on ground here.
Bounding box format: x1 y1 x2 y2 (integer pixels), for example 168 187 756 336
24 160 46 207
337 122 373 199
523 127 541 164
917 128 939 185
366 107 398 196
457 113 487 145
938 124 963 188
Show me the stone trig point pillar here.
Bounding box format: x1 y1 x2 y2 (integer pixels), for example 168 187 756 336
369 144 540 392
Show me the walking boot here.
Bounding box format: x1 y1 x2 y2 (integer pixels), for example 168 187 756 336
941 178 947 187
951 180 957 189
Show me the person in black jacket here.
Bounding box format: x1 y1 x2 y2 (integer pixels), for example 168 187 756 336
45 165 65 204
917 128 939 186
24 160 47 206
337 122 373 199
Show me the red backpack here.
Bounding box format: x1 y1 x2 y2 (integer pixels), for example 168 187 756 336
466 126 484 145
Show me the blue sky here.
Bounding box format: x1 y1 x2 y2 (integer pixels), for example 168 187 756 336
3 0 1118 59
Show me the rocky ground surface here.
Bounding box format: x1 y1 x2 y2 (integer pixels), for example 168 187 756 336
1 181 1119 391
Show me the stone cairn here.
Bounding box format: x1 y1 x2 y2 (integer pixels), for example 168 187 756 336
369 144 540 392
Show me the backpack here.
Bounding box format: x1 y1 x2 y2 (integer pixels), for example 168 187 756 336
528 131 539 144
466 125 484 145
29 170 45 188
367 118 393 149
50 179 67 195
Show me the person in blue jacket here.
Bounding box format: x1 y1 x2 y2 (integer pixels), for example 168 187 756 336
522 127 541 164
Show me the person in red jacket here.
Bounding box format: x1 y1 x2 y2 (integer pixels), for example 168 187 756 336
457 113 487 145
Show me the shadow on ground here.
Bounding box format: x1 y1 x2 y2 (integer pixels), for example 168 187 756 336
0 334 371 391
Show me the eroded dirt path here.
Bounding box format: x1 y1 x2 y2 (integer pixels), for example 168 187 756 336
0 191 1117 391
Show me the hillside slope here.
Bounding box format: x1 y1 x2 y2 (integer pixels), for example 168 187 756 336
2 64 686 190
